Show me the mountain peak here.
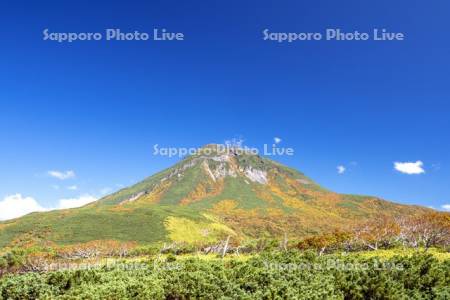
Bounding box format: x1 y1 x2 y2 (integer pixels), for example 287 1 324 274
97 143 322 208
0 142 430 248
195 143 258 157
185 144 270 184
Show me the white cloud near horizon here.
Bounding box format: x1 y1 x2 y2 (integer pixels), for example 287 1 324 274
0 194 98 221
48 170 76 180
67 185 78 190
0 194 46 221
441 204 450 211
337 165 346 174
394 161 425 175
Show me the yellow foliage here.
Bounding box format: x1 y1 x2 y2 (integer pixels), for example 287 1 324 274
180 179 224 205
140 180 172 204
254 186 275 204
119 180 172 208
211 199 239 214
164 216 235 246
357 248 450 261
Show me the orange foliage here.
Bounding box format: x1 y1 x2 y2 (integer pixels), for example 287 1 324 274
140 180 172 204
212 199 239 215
398 212 450 249
254 186 276 204
210 200 305 238
118 180 172 209
354 215 402 250
180 179 224 205
297 230 352 254
8 229 56 249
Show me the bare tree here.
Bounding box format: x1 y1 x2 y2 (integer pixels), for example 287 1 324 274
354 216 400 250
397 212 450 250
222 236 231 258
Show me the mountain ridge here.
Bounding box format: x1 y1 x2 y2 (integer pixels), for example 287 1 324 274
0 144 430 248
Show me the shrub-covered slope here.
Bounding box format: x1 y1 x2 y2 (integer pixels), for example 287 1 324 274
0 145 429 248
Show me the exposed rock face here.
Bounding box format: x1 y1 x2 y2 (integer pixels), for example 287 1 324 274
202 160 217 182
242 167 268 184
158 149 268 186
1 143 431 249
200 154 267 184
201 158 237 182
121 191 145 204
117 145 288 208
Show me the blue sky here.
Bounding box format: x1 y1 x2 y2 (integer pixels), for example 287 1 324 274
1 0 449 218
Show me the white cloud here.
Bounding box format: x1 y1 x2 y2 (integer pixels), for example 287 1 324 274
394 161 425 175
58 195 98 209
441 204 450 211
0 193 99 221
274 137 282 144
0 194 46 221
48 170 76 180
337 165 346 174
67 185 78 191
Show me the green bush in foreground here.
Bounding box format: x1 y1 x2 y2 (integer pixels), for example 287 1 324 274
0 252 449 299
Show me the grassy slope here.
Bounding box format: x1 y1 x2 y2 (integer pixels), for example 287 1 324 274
0 205 208 248
0 152 430 248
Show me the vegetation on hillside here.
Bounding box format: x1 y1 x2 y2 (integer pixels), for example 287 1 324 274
0 211 448 276
0 147 433 248
0 145 447 299
0 250 449 299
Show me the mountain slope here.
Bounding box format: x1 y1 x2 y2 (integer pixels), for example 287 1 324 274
0 144 428 248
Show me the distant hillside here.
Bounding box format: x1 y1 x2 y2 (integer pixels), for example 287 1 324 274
0 144 429 248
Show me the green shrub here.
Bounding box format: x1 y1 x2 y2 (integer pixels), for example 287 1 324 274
0 252 448 299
